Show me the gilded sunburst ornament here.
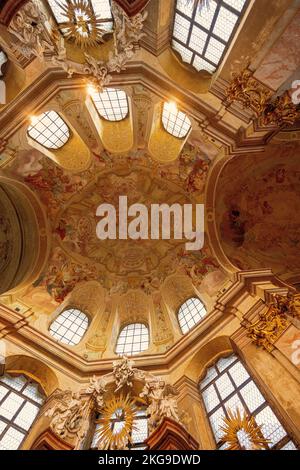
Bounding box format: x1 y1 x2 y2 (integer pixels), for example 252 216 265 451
55 0 110 49
185 0 211 12
220 409 270 450
95 394 140 450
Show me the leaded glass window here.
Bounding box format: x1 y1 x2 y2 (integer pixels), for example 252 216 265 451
90 87 129 121
199 354 298 450
115 324 149 356
28 111 70 150
0 374 45 450
162 102 191 138
172 0 249 73
49 308 89 346
178 297 207 334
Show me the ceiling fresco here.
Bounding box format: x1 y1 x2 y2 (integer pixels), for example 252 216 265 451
216 142 300 281
4 142 224 310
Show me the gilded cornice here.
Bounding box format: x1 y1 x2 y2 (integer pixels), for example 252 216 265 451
0 270 287 381
0 63 279 156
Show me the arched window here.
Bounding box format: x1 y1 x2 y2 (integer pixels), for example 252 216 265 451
115 324 149 356
90 87 129 122
91 408 148 450
49 308 89 346
0 373 45 450
199 354 298 450
172 0 249 73
162 102 191 138
178 297 207 334
28 111 70 150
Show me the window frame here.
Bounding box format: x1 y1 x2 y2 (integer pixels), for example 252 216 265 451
49 307 90 346
199 354 299 450
115 322 150 357
27 110 71 150
0 373 45 450
161 102 192 139
177 296 207 334
90 87 130 122
171 0 250 74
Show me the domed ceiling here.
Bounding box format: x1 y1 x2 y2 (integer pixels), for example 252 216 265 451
215 141 300 283
6 142 225 310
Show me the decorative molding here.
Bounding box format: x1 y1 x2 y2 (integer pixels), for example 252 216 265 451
114 0 150 17
226 69 300 128
30 429 74 450
225 69 272 117
8 1 55 60
245 293 300 352
146 417 199 450
44 357 185 450
0 0 149 24
0 270 287 376
7 0 148 91
0 0 29 26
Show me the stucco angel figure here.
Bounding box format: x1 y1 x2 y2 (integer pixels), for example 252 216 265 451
113 356 136 392
9 1 54 60
159 384 181 422
85 375 107 410
140 379 182 432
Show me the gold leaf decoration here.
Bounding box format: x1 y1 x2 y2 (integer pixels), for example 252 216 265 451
247 292 300 352
56 0 110 49
220 409 270 450
95 394 139 450
226 68 300 127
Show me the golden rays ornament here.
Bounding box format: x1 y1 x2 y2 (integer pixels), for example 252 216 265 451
95 394 139 450
55 0 110 49
185 0 211 12
220 409 270 450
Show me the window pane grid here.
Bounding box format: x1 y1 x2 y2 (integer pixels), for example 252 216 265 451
172 0 249 73
162 102 191 138
49 308 89 346
0 374 45 450
91 88 129 121
200 355 298 450
178 297 207 334
28 111 70 149
115 324 149 356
